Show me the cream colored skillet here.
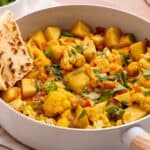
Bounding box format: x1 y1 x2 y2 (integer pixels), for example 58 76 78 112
0 5 150 150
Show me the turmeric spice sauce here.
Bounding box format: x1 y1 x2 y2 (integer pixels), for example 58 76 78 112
2 21 150 129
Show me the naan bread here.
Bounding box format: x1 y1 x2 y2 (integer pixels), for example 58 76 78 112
0 11 33 90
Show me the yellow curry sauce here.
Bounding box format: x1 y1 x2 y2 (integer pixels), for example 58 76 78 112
2 21 150 129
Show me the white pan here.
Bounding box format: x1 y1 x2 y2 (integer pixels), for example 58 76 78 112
0 5 150 150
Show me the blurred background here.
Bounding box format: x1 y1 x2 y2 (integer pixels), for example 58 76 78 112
0 0 149 20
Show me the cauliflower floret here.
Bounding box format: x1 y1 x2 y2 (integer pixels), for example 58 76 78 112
83 36 96 61
108 49 123 66
43 88 72 117
92 56 110 73
60 50 73 71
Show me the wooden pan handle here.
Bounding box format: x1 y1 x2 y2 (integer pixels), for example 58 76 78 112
122 127 150 150
130 132 150 150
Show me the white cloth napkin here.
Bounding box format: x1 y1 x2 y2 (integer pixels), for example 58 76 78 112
0 1 58 149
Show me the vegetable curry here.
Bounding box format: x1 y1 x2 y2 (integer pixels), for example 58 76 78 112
2 20 150 129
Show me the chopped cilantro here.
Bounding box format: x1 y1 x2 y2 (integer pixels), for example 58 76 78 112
78 109 86 120
73 45 85 54
143 69 150 78
93 69 107 81
61 31 73 37
44 48 52 58
44 80 57 94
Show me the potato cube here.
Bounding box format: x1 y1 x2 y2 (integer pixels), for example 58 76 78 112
21 79 36 97
2 87 21 102
127 62 139 76
114 92 132 106
65 70 89 94
123 106 146 123
73 106 89 128
105 27 121 48
31 31 46 49
45 26 61 41
130 41 145 60
71 20 91 38
46 40 64 61
119 34 136 47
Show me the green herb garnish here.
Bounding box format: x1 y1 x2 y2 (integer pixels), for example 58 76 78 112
73 45 85 54
51 64 63 80
35 80 41 92
82 92 101 100
61 31 73 37
93 69 107 81
65 85 73 92
143 90 150 96
113 85 127 93
44 48 52 58
78 109 86 120
143 69 150 78
122 55 132 66
44 80 57 94
107 107 124 120
117 71 129 88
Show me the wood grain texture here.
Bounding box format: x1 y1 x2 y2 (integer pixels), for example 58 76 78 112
130 132 150 150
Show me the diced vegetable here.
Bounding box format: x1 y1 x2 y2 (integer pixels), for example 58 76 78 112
2 87 21 102
123 106 146 123
46 40 64 61
119 34 136 47
45 26 61 41
130 41 145 60
57 117 70 127
127 62 139 76
71 20 91 38
91 34 104 46
42 89 72 117
105 27 121 48
31 31 46 49
114 92 132 106
73 106 89 128
83 36 97 61
65 70 89 94
21 79 37 97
